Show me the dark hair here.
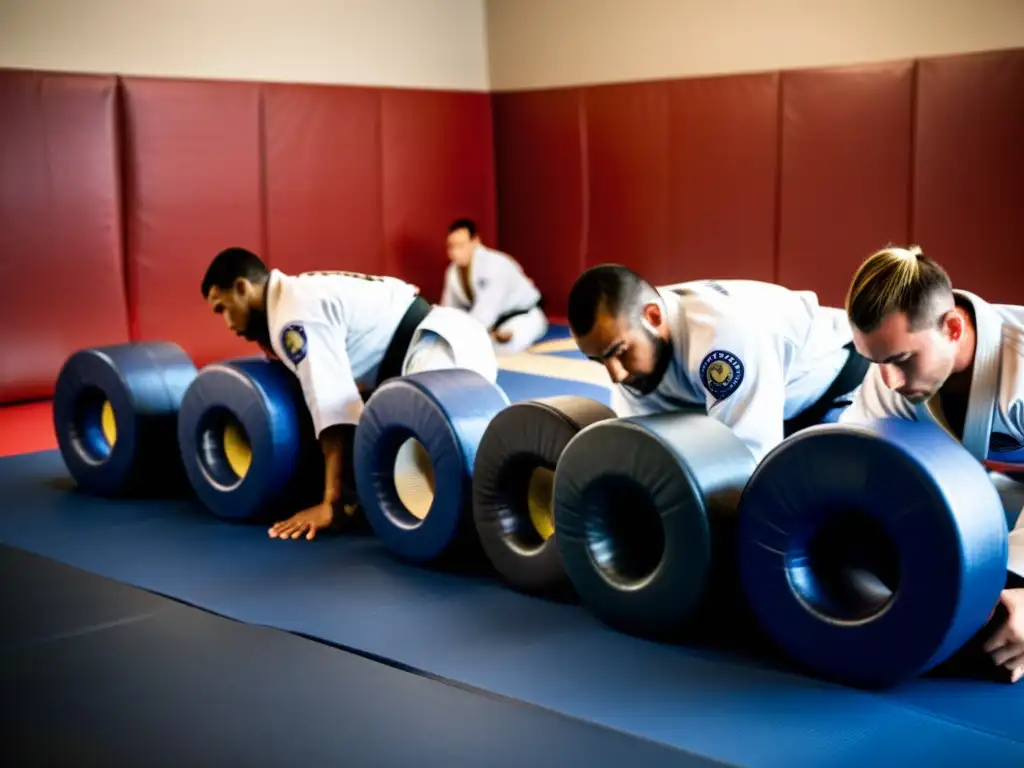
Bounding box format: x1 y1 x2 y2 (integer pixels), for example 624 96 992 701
846 245 954 333
200 247 269 298
447 218 478 239
567 264 657 336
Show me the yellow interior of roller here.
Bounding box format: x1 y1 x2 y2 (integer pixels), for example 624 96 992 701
223 421 252 480
527 467 556 541
394 438 435 521
100 400 117 447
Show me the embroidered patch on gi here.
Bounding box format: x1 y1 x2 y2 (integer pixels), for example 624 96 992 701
700 350 744 400
280 323 308 365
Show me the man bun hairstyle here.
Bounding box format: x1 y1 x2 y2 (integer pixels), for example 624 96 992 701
845 245 954 333
201 247 269 298
567 263 659 336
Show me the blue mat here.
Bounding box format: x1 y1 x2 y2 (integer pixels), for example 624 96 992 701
0 544 717 767
1 449 1022 766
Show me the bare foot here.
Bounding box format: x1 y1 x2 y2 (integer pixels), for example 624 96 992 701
268 502 335 541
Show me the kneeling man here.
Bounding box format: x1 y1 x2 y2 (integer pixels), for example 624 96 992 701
839 245 1024 682
201 247 498 541
441 218 548 354
567 264 869 464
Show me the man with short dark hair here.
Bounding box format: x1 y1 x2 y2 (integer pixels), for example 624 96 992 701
201 247 498 541
441 218 547 354
839 245 1024 682
567 264 869 464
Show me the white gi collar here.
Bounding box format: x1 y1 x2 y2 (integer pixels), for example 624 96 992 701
918 289 1003 461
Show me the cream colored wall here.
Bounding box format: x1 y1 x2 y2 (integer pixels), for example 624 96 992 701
0 0 489 91
487 0 1024 91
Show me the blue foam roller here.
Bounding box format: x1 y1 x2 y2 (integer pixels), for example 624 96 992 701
554 412 757 640
737 419 1009 689
177 358 323 522
353 369 510 565
53 341 197 497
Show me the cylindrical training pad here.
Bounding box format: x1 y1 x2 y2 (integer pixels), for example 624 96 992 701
472 396 617 595
737 419 1009 689
177 358 323 522
554 412 757 639
53 341 197 496
354 369 510 565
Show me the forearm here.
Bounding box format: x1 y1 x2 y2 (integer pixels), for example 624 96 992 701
319 425 349 505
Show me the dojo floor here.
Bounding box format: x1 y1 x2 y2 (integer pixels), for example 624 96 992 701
1 326 1023 767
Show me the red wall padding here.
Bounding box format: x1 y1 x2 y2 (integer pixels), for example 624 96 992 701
666 73 780 285
380 90 497 301
914 49 1024 304
494 49 1023 316
0 71 129 404
777 62 914 307
492 89 586 316
263 83 385 277
584 82 670 278
122 77 263 367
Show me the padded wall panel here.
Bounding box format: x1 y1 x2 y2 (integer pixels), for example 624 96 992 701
380 90 496 302
0 70 129 403
584 82 671 282
122 77 263 366
914 49 1024 303
493 89 585 317
263 84 384 276
778 62 914 306
667 74 780 283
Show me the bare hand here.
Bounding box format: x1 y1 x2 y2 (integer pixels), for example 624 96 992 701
492 329 512 344
983 589 1024 683
268 501 336 541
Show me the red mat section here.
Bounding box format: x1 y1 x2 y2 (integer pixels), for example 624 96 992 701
122 77 263 367
584 82 670 279
0 70 129 404
777 61 914 307
380 90 497 302
0 401 55 457
492 89 586 317
914 48 1024 304
263 83 385 277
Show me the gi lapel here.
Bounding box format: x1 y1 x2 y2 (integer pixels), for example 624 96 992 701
917 290 1002 462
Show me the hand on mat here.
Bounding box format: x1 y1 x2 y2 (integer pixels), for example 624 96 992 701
983 589 1024 683
492 329 512 344
268 500 337 541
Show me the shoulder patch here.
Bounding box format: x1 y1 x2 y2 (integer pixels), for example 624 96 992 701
280 323 308 365
699 350 744 400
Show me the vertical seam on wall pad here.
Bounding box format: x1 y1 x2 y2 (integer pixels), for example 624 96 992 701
577 89 590 274
907 60 920 244
772 72 785 285
115 77 138 341
257 87 269 263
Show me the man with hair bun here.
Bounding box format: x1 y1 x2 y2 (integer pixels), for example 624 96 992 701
840 244 1024 682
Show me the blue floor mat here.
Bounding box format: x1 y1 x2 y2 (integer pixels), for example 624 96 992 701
498 369 610 405
1 450 1022 767
536 324 573 343
0 544 717 767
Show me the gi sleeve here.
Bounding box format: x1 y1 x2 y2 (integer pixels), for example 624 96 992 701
692 327 786 465
610 385 660 418
275 319 363 437
440 266 462 310
837 364 917 425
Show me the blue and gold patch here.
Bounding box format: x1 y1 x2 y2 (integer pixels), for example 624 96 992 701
700 350 744 400
280 323 308 365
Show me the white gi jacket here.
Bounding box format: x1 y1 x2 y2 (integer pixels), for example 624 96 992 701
612 280 854 464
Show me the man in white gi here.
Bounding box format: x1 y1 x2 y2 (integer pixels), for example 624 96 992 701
567 264 869 465
839 245 1024 682
441 218 548 355
200 247 498 542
